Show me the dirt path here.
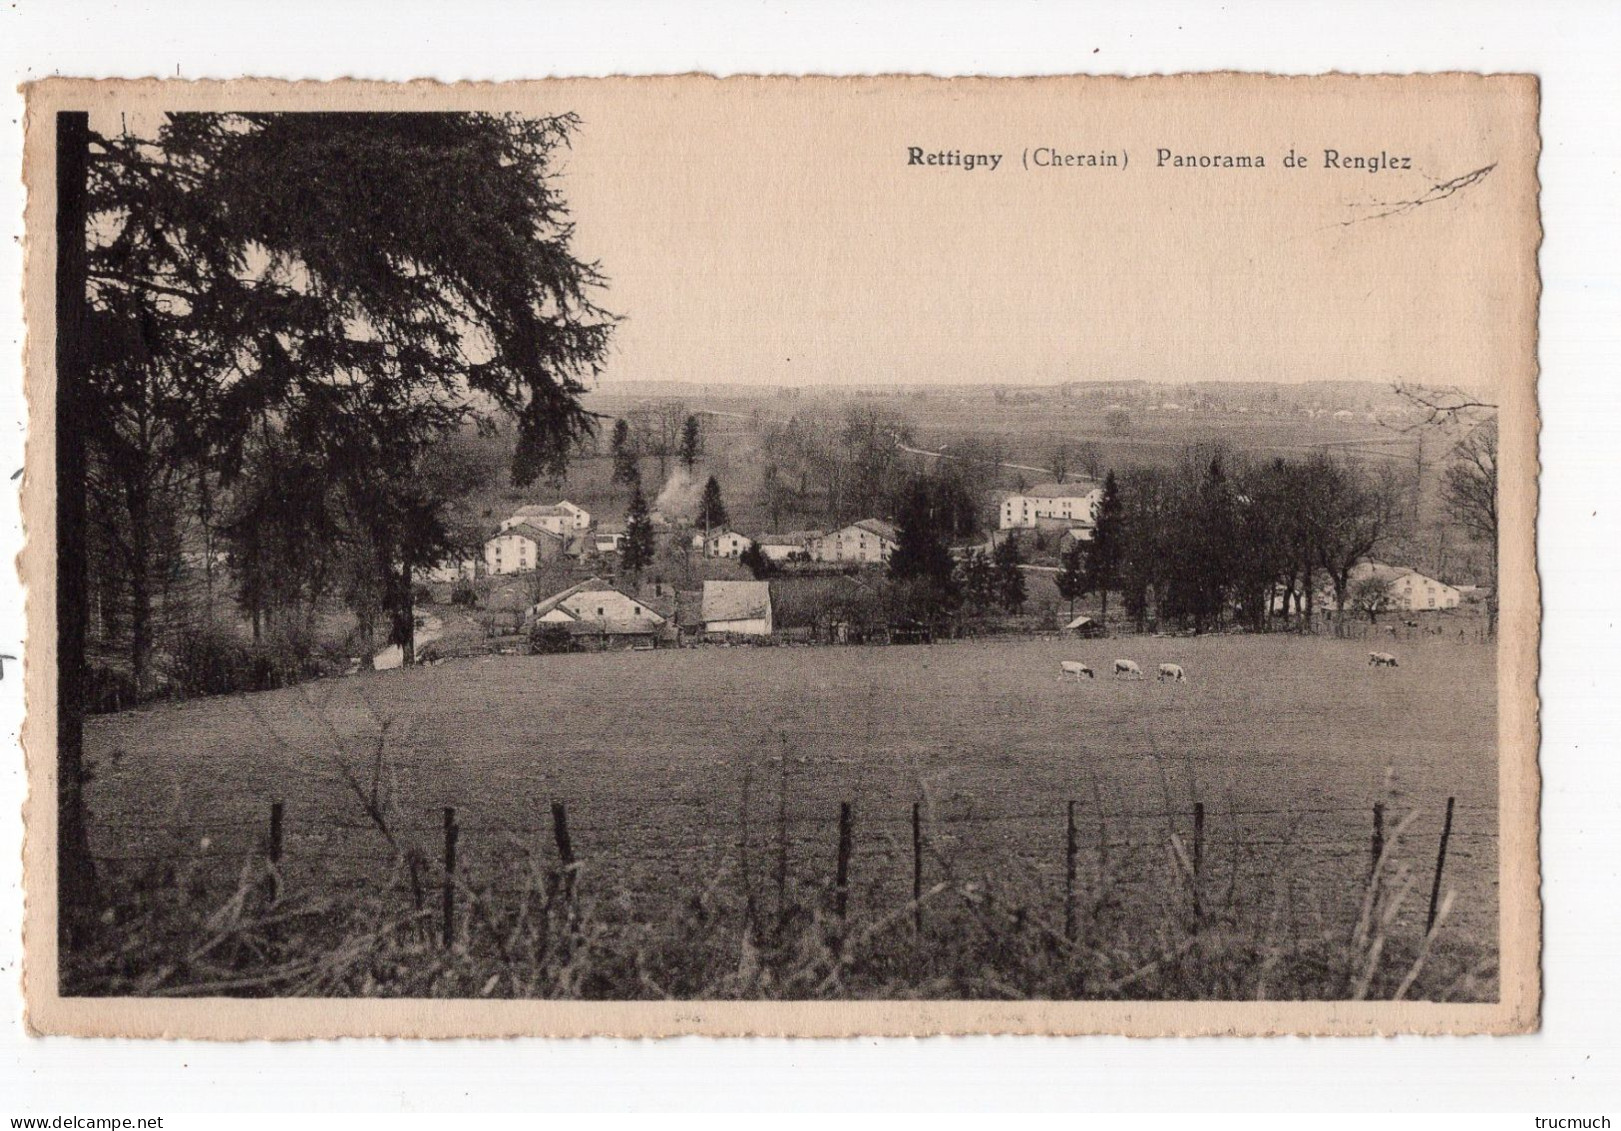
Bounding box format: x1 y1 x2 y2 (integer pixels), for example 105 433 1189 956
371 612 444 671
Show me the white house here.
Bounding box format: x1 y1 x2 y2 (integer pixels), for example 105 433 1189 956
1275 562 1463 614
701 580 773 635
484 523 564 576
755 531 819 563
1354 562 1462 611
530 576 668 630
500 500 591 536
809 519 898 564
999 483 1103 530
705 529 755 559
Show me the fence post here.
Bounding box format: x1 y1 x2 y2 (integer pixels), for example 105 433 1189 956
911 801 923 937
265 800 284 899
1192 802 1205 878
1064 800 1078 942
1371 802 1385 878
835 801 852 921
551 799 576 901
1191 802 1205 922
1426 796 1455 933
441 806 458 948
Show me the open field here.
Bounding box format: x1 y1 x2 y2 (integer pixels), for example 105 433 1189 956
83 631 1498 997
586 384 1414 475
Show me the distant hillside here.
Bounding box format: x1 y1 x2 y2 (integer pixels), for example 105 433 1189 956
591 377 1484 419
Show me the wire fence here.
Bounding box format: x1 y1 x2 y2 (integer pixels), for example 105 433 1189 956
86 790 1499 953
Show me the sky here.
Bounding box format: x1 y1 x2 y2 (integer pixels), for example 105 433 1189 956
82 77 1538 394
530 76 1539 392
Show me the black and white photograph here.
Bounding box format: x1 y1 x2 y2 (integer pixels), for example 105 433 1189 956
21 74 1539 1039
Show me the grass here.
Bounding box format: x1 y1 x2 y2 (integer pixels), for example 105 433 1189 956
76 630 1498 1000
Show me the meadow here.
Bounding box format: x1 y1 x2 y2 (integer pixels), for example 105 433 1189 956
77 631 1499 1000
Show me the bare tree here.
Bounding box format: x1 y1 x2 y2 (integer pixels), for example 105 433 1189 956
1387 381 1498 432
631 402 687 481
1350 574 1396 623
1443 416 1499 633
1314 457 1406 619
1075 441 1103 480
1443 417 1498 543
1048 442 1071 484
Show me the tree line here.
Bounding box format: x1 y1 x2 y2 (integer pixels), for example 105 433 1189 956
883 443 1478 635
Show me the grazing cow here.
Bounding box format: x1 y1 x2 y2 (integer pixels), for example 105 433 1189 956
1368 651 1399 667
1157 663 1186 683
1060 661 1095 681
1113 659 1143 679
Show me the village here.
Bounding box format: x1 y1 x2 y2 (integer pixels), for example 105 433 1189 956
407 468 1477 661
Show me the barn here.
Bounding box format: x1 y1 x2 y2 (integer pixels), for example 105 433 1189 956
701 580 774 636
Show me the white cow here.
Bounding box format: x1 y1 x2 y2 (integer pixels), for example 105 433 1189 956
1157 663 1186 683
1113 659 1143 679
1368 651 1399 667
1060 661 1095 681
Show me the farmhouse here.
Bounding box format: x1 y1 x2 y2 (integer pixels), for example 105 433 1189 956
1275 561 1464 614
499 500 591 536
810 519 898 564
484 523 564 576
1000 483 1103 530
1354 562 1462 611
701 580 774 636
755 530 820 563
529 576 669 647
705 529 755 559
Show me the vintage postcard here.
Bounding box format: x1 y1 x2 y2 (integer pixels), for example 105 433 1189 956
19 75 1540 1038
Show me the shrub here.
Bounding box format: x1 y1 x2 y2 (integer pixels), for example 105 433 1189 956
84 664 139 715
165 624 326 700
528 623 576 654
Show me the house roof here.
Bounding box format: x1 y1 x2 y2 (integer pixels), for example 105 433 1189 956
533 577 670 625
1352 562 1458 591
847 518 899 542
1017 482 1101 500
1355 562 1413 583
511 504 572 519
702 580 772 624
493 522 564 546
756 532 812 547
531 575 611 619
1064 615 1094 630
